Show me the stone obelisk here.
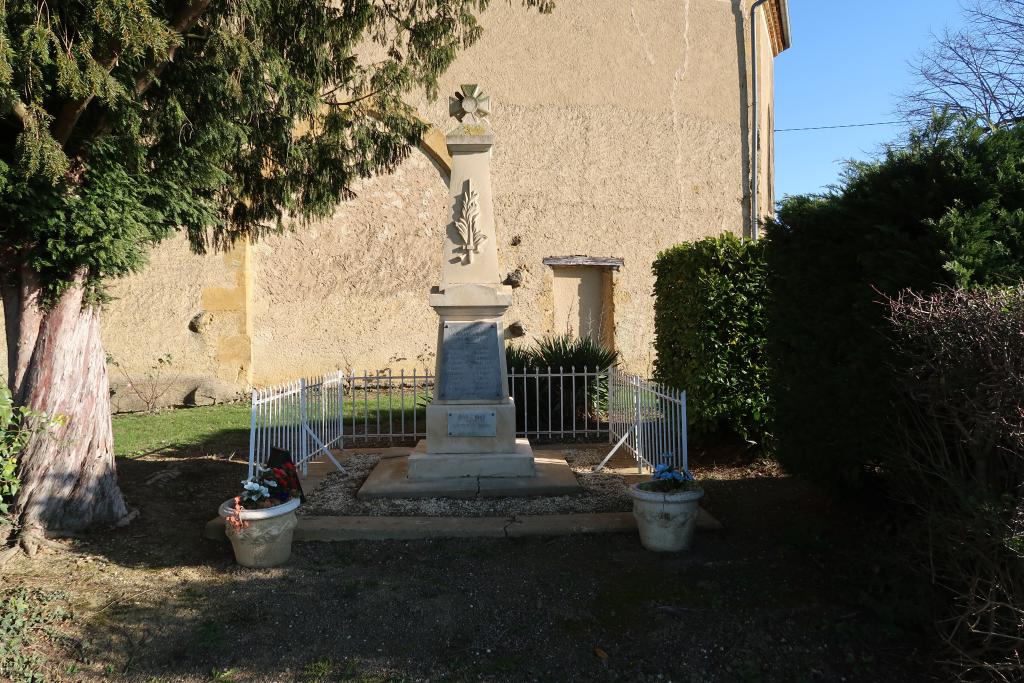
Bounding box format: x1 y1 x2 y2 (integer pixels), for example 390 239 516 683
408 84 536 480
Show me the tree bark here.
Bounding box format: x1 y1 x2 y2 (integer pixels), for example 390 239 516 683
3 266 43 397
4 268 131 547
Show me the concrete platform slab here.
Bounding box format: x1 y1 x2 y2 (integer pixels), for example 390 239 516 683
297 515 510 541
477 457 580 495
204 507 722 543
356 452 582 499
507 512 636 536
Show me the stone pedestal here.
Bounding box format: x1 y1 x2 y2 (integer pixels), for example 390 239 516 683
409 283 536 479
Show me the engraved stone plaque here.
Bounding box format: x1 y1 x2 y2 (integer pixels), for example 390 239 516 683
439 321 503 400
447 410 498 437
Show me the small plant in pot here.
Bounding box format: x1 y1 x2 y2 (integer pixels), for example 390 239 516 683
220 463 302 568
629 463 704 552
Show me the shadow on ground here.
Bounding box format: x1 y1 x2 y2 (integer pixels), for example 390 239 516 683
3 437 936 682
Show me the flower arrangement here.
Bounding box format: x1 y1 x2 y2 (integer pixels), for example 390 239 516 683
638 462 699 493
224 463 302 531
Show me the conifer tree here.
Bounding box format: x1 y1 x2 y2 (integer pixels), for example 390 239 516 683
0 0 551 555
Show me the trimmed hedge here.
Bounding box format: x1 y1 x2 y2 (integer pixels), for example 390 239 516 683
765 118 1024 489
652 233 769 444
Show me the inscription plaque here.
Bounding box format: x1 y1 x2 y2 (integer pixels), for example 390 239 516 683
447 410 498 437
439 321 503 400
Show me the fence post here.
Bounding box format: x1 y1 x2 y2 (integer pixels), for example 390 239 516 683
299 377 308 470
633 375 643 473
607 368 613 445
248 389 258 480
320 377 326 447
681 390 688 474
343 372 349 446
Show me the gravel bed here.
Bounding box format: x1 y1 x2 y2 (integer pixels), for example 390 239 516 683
299 449 633 517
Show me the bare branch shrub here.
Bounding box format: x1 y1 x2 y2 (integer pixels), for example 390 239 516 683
885 286 1024 679
903 0 1024 127
107 354 182 413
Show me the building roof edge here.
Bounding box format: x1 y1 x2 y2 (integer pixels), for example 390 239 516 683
768 0 792 55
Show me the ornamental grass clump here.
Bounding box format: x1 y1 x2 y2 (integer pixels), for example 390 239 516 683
638 463 700 493
505 334 618 435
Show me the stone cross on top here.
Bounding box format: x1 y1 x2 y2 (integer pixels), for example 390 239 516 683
449 84 492 125
438 84 500 289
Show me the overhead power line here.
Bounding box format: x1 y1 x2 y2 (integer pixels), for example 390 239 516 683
775 120 907 132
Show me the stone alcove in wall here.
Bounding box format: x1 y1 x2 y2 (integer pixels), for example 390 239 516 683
542 256 622 351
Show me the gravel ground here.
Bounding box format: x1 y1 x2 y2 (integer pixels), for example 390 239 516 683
300 449 634 517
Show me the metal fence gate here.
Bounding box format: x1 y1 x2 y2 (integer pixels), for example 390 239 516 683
597 367 689 474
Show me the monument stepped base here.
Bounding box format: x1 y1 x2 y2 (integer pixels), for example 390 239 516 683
357 443 582 499
409 438 534 479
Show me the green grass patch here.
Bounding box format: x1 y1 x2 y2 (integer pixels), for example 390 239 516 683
112 403 251 457
112 394 429 458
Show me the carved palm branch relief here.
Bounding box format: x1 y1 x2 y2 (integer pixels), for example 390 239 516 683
454 179 487 263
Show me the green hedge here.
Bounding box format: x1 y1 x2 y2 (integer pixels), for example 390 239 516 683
765 118 1024 489
652 233 769 444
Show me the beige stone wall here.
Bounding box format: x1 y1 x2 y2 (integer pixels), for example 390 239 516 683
754 8 777 223
103 239 252 411
0 0 782 406
252 152 449 384
428 0 757 377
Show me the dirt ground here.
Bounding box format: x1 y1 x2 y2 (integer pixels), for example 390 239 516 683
2 440 936 682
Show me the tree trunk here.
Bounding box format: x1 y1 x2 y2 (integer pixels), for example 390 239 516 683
3 267 131 547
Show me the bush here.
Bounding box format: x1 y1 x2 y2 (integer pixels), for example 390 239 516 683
504 343 535 373
652 233 769 444
1 385 62 522
885 287 1024 678
765 118 1024 489
530 335 619 373
1 387 30 519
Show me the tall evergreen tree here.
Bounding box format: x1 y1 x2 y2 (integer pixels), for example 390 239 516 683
0 0 551 555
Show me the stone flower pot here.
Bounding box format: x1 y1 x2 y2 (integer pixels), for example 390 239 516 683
629 483 705 552
218 497 300 568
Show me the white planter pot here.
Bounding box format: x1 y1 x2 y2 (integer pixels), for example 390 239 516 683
218 497 300 568
629 483 705 552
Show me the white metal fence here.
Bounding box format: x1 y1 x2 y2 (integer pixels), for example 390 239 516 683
248 371 348 478
508 366 610 441
248 367 613 476
248 366 688 478
597 368 689 474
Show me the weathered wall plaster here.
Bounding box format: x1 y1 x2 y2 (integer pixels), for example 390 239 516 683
103 239 251 411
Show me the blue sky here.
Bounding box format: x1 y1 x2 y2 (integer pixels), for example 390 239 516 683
774 0 967 199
